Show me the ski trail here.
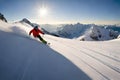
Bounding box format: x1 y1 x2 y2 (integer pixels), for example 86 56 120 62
83 46 120 62
80 47 120 73
83 47 120 62
49 37 120 80
81 42 120 62
67 42 120 73
64 43 120 80
51 41 108 80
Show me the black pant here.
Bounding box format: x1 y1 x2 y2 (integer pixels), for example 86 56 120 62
37 35 47 44
37 35 44 41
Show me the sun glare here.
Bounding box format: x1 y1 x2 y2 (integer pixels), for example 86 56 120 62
39 7 48 17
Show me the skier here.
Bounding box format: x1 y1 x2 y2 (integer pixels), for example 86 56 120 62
29 26 47 44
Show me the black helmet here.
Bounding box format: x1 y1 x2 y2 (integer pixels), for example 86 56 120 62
34 26 38 29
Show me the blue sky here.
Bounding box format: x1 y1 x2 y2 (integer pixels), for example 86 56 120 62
0 0 120 24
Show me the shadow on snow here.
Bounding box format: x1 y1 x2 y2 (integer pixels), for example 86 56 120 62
0 30 91 80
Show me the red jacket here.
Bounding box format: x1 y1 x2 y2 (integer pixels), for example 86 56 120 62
29 28 44 37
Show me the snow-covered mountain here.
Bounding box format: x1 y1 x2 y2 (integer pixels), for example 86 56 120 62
40 23 120 41
56 23 91 38
0 13 7 22
0 20 120 80
19 18 34 27
105 25 120 32
78 25 119 41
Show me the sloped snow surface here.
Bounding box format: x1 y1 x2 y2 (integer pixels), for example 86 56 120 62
0 20 120 80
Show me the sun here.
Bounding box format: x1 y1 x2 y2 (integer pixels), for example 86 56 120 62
39 7 48 17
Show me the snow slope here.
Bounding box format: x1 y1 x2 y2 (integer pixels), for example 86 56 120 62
46 35 120 80
0 20 120 80
0 20 90 80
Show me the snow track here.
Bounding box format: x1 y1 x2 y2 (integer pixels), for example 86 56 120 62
84 46 120 62
48 36 120 80
81 47 120 73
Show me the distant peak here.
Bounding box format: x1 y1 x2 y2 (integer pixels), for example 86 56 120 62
21 18 30 22
0 13 3 16
20 18 34 27
0 13 7 22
